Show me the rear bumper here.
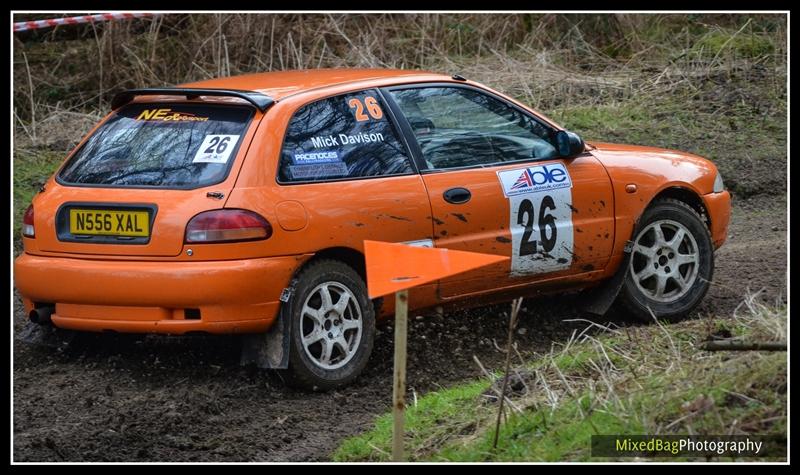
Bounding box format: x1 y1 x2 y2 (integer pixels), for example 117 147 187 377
703 190 732 249
14 253 310 334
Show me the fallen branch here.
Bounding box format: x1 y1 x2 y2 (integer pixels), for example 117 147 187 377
493 297 523 450
700 341 787 352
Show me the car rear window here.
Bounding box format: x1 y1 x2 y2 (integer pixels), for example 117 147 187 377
58 103 254 188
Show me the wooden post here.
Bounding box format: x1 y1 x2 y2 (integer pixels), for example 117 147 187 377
392 289 409 462
363 241 509 462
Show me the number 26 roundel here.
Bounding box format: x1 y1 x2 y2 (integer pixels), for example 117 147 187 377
496 162 574 277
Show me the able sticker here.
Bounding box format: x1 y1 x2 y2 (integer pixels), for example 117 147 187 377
192 135 240 164
497 163 575 277
497 162 572 197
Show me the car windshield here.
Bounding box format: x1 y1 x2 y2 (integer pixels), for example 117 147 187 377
58 103 254 188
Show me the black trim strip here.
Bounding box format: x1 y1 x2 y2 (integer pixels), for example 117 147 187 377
378 87 428 173
375 88 422 175
111 88 275 112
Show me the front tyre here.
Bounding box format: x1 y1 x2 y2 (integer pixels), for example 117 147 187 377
285 259 375 391
617 198 714 322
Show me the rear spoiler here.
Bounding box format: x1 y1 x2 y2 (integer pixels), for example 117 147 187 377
111 88 275 112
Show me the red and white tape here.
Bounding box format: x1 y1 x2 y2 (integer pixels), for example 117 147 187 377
13 13 157 33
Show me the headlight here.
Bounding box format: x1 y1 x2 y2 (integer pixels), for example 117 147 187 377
713 172 725 193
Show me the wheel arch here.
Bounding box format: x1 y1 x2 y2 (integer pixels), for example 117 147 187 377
647 186 710 231
285 246 369 305
306 246 366 282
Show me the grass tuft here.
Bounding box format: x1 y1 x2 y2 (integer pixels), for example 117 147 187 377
13 148 65 249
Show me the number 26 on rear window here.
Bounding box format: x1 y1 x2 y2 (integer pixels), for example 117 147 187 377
348 96 383 121
193 134 241 164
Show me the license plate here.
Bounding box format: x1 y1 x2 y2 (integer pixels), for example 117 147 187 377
69 209 150 237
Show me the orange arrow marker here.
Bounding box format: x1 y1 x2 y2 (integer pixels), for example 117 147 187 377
364 240 510 460
364 240 509 299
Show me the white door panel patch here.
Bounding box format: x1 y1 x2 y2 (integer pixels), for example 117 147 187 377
497 163 574 277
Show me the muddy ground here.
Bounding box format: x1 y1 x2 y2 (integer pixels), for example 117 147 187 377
12 190 786 461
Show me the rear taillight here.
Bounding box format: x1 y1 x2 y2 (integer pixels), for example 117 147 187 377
22 204 35 238
185 209 272 244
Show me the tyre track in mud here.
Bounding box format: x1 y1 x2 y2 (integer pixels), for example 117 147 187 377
13 194 786 461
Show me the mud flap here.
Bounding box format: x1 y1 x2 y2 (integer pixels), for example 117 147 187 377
239 308 291 369
580 240 634 316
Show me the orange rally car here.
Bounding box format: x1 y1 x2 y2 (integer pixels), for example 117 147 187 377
14 69 731 389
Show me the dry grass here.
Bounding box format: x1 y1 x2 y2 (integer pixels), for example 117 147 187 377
12 14 786 149
512 293 785 424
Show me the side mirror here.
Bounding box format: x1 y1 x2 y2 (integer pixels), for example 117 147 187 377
556 130 585 157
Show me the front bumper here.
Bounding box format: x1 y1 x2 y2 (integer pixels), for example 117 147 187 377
703 190 732 249
14 253 310 334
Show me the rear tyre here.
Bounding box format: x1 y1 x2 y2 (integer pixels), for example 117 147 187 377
617 198 714 322
284 259 375 391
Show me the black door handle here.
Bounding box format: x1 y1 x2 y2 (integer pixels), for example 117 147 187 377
443 187 471 204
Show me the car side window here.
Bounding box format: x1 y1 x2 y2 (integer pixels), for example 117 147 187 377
278 90 414 183
387 87 558 170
